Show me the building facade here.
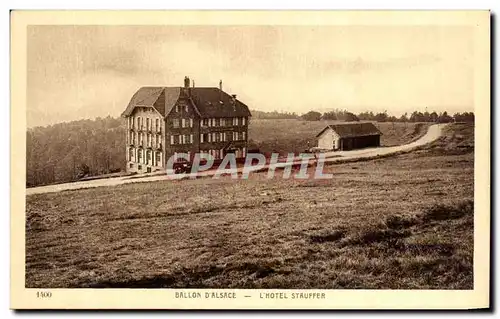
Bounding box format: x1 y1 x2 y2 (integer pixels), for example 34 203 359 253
121 77 252 174
316 122 382 151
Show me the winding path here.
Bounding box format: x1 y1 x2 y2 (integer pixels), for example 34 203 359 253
26 124 447 195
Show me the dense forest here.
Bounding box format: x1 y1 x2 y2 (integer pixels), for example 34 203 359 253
26 109 474 187
26 116 125 187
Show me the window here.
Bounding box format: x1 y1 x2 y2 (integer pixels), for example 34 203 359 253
147 150 152 164
242 117 246 125
190 134 194 144
202 118 209 127
233 117 239 126
173 119 179 128
129 132 134 144
129 148 134 161
181 118 186 128
185 105 189 112
137 117 141 129
138 150 143 163
156 119 160 132
170 135 175 145
138 164 142 170
156 152 161 166
139 132 143 145
242 132 246 140
208 133 212 143
146 118 150 131
220 118 225 127
189 118 193 128
200 133 204 143
175 105 180 112
219 132 224 142
129 163 133 168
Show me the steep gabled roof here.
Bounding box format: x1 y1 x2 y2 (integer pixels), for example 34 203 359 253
316 122 382 138
121 86 251 118
190 87 251 118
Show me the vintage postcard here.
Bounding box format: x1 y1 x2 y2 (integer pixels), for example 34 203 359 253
11 10 490 309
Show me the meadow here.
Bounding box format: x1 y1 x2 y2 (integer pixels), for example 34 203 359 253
248 120 429 154
25 123 473 289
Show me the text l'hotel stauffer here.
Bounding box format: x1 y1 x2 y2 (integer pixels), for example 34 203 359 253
175 291 326 300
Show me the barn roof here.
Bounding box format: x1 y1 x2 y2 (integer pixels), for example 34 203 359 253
316 122 382 138
121 86 251 118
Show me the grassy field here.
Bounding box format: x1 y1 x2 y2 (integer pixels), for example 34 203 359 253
248 120 430 154
26 123 473 289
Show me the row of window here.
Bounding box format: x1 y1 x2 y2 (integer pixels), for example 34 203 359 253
169 131 246 145
128 115 247 131
129 132 163 149
170 134 194 145
199 148 247 160
201 117 246 127
128 148 162 167
172 148 247 161
200 131 246 143
172 118 194 128
175 104 189 113
128 116 161 132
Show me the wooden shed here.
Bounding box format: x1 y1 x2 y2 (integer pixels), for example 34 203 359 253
316 122 382 151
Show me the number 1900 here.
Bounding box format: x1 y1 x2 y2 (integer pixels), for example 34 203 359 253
36 291 52 298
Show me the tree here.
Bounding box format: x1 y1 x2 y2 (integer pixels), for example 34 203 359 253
437 111 453 123
301 111 322 121
430 111 439 122
343 112 360 122
399 113 408 122
321 111 338 120
374 111 388 122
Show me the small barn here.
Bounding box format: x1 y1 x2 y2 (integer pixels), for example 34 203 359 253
316 122 382 151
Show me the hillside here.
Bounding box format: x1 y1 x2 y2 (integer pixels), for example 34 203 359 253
26 123 474 289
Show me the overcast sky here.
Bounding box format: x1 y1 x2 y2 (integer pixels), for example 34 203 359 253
27 25 474 127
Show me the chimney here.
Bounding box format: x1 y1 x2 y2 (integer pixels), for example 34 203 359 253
184 76 190 88
219 79 223 102
231 94 237 111
192 80 195 88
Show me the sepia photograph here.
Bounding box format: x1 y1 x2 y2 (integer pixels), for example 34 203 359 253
10 10 490 309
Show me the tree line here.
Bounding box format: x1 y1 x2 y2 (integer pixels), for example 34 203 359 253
26 116 125 187
300 109 474 123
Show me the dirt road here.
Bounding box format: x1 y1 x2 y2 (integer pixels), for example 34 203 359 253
26 123 447 195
